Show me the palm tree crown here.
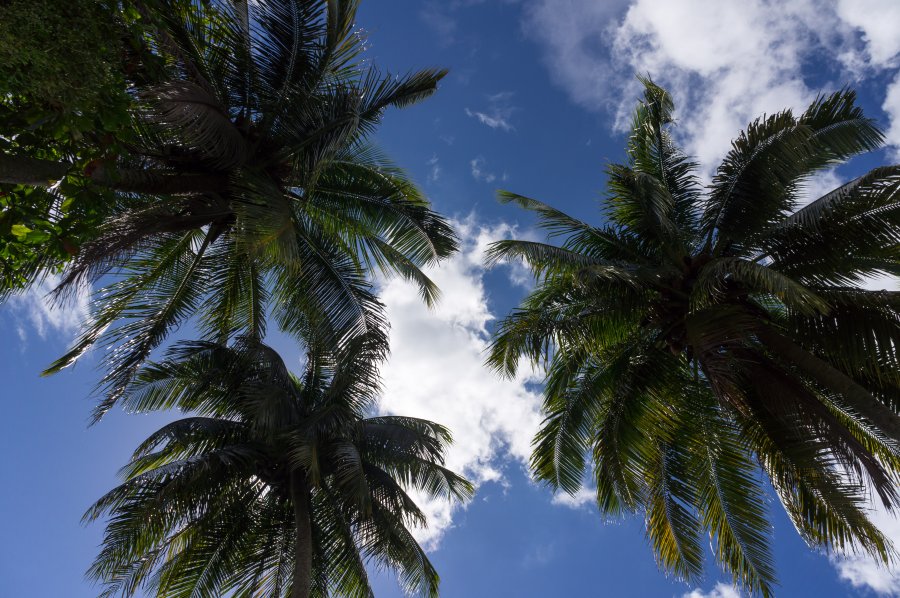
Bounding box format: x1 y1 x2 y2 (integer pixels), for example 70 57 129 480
45 0 457 419
86 336 472 598
488 79 900 596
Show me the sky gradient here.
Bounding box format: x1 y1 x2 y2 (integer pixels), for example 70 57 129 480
3 1 900 596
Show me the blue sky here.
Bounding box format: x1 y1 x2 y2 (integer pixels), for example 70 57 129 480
3 1 900 596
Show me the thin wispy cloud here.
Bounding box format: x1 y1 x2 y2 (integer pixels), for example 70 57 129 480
6 274 89 344
465 91 518 132
419 1 458 46
470 156 507 184
419 0 519 47
470 156 495 183
522 542 556 568
426 154 441 183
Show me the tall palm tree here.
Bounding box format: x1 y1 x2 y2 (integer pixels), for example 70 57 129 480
86 336 472 598
42 0 457 419
487 79 900 595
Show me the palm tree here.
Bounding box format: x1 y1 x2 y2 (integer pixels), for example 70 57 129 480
42 0 457 419
85 336 472 598
487 79 900 595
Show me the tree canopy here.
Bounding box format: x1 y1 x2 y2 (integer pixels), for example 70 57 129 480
12 0 458 420
86 336 472 597
489 78 900 596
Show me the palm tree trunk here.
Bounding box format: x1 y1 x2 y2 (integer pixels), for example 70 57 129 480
0 153 70 186
88 163 229 194
758 326 900 446
0 152 229 194
290 471 313 598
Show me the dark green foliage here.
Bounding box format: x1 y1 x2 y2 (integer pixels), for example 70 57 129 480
86 337 473 598
0 0 125 113
489 79 900 596
31 1 457 417
0 0 169 295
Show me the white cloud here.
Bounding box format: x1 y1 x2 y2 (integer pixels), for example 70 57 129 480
375 216 543 546
426 154 441 183
883 73 900 161
831 505 900 596
682 582 741 598
796 169 844 208
859 273 900 292
836 0 900 68
522 0 900 175
6 274 89 343
465 91 518 131
470 156 500 183
608 0 838 176
550 485 596 510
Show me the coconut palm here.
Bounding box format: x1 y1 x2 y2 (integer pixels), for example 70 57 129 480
86 335 472 598
42 0 457 419
487 79 900 595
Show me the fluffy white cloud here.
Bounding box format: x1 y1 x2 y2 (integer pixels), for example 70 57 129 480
682 583 741 598
831 503 900 596
836 0 900 68
550 485 595 510
375 216 543 546
6 274 89 343
883 74 900 161
523 0 900 176
611 0 826 175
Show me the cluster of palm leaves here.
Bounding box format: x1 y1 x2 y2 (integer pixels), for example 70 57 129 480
86 336 472 597
23 1 472 597
46 0 457 419
7 0 900 594
489 78 900 596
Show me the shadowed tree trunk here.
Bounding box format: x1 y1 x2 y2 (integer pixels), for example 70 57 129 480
291 470 313 598
0 152 229 194
87 163 229 194
0 153 70 186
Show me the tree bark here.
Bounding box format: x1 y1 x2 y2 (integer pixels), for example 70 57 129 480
757 325 900 446
290 471 313 598
0 153 70 186
88 163 229 195
0 152 229 195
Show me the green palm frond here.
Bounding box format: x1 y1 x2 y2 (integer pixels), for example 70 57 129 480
43 0 457 415
694 410 776 597
644 439 704 584
88 338 471 597
492 78 900 595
